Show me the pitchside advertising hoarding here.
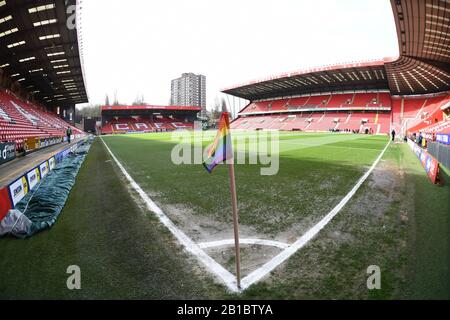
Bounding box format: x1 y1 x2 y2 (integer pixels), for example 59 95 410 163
39 161 49 179
9 176 29 206
0 142 16 165
408 139 440 184
38 137 62 149
27 167 41 190
8 162 46 207
49 157 56 170
25 137 63 152
436 133 450 145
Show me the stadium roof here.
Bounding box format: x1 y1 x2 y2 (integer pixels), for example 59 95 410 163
0 0 88 107
101 105 202 112
223 0 450 101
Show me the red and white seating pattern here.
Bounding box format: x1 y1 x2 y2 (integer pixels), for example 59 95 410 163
232 92 449 135
405 96 449 131
240 92 392 114
231 111 391 134
390 94 449 135
0 89 82 151
420 120 450 135
232 93 393 134
101 117 194 134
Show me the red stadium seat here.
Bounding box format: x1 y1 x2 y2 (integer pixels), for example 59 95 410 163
0 89 82 150
231 92 448 135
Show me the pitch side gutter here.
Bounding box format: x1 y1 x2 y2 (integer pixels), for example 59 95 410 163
101 136 390 293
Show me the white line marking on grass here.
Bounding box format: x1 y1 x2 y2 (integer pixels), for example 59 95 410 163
198 238 290 250
281 141 384 152
100 137 239 292
240 141 391 290
101 136 390 293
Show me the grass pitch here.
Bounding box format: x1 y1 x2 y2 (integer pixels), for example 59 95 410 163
0 131 448 299
101 132 387 235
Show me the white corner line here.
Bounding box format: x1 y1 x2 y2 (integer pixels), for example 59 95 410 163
100 137 239 292
198 238 290 250
240 140 391 290
101 136 390 293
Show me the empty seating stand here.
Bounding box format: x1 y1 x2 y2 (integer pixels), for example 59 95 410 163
389 94 449 135
0 89 81 151
234 93 450 135
232 92 394 134
101 117 194 134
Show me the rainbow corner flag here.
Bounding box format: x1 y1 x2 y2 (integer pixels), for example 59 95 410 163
203 112 233 173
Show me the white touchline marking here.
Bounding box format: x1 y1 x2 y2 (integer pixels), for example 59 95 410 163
240 140 391 290
101 136 390 293
100 138 239 292
198 238 290 250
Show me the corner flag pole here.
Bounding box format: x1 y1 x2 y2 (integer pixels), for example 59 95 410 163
224 111 241 289
204 109 241 289
228 160 241 289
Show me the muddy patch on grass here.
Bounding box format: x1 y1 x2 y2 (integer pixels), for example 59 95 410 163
357 158 410 220
159 202 269 243
206 245 283 278
257 151 414 298
144 200 289 281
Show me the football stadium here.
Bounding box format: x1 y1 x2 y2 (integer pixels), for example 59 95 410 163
0 0 449 304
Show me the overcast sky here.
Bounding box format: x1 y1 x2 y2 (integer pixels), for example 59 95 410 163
77 0 399 110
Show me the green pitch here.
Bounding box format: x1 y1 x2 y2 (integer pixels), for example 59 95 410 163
101 132 388 235
0 132 448 299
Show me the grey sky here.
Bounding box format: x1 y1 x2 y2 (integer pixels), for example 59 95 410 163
77 0 399 110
